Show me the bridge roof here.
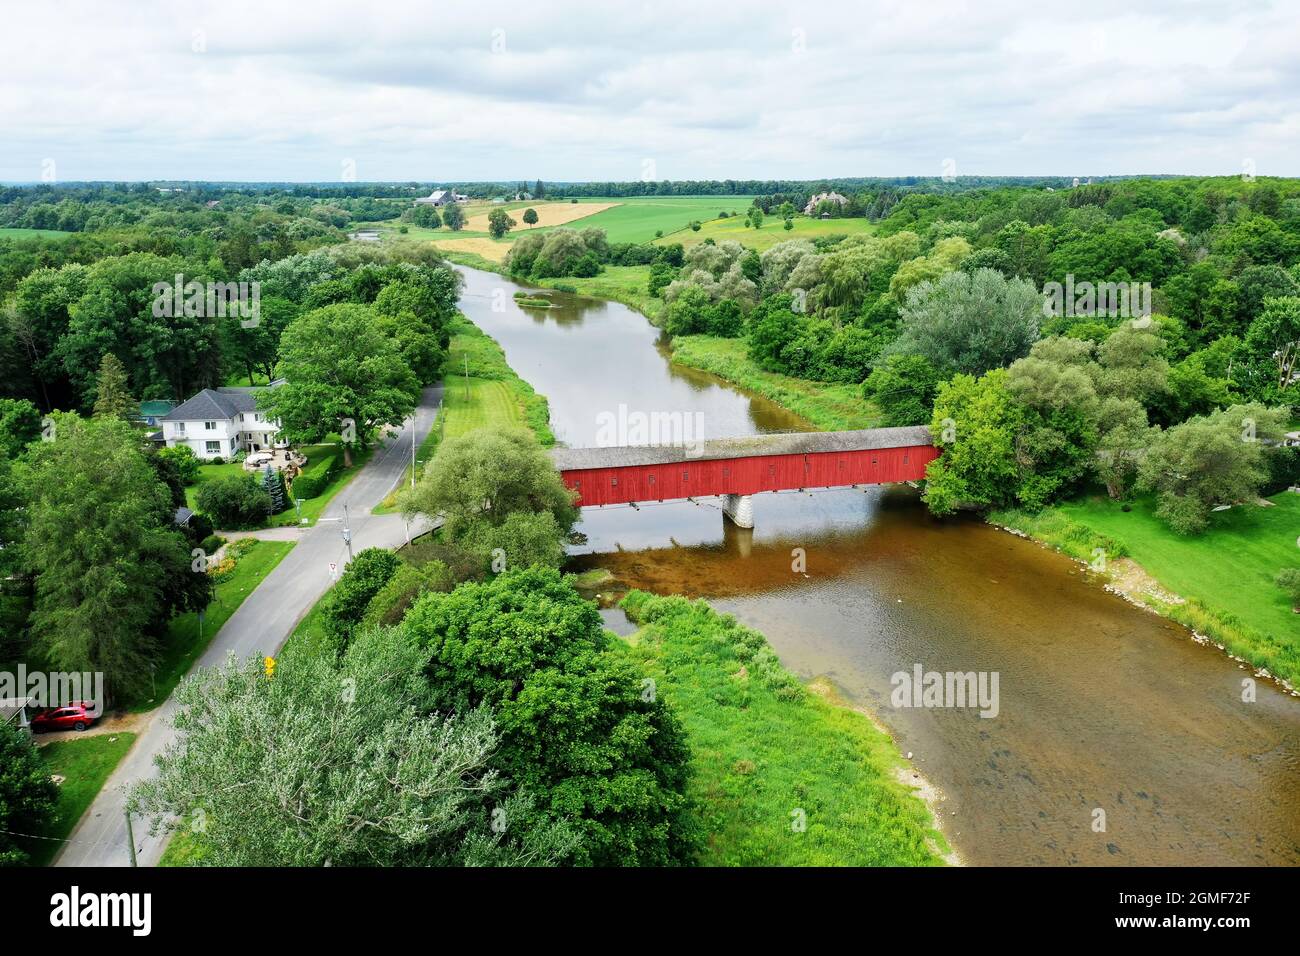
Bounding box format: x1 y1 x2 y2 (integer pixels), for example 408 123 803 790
550 425 933 471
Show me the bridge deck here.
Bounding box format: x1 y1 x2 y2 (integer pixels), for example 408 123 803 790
551 426 936 508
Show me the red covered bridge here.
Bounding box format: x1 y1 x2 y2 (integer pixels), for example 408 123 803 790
550 426 938 528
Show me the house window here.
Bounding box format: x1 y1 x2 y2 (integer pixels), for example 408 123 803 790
204 421 217 431
205 441 221 454
174 422 186 435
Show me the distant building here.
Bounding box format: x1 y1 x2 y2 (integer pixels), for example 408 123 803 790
803 192 848 215
160 381 286 460
348 229 380 242
414 189 469 206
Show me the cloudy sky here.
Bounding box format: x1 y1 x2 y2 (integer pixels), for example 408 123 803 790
3 0 1298 182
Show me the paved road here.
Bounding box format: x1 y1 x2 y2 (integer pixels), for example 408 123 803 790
54 386 442 867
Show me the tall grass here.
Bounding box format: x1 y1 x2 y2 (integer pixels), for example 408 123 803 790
618 590 947 866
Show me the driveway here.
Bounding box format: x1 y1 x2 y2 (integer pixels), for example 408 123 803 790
54 386 442 867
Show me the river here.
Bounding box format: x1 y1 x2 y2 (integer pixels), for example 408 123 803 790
455 264 1300 867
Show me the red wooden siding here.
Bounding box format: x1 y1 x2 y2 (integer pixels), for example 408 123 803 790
559 444 940 507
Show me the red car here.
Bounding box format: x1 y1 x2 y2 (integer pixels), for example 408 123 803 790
30 702 98 733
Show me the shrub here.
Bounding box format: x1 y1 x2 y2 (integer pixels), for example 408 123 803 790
361 560 455 629
195 474 273 528
291 450 340 499
158 445 201 485
199 534 223 556
320 548 402 654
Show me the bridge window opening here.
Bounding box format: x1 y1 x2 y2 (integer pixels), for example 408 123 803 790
682 470 688 481
648 475 656 484
872 457 878 465
611 477 618 487
722 466 730 478
903 454 909 464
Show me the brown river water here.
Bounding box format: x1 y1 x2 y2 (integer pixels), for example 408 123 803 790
456 265 1300 866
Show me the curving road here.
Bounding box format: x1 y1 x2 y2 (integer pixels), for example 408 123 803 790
54 386 441 867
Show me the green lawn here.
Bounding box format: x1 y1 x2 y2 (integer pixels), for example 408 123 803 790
375 316 553 513
662 213 875 252
995 493 1300 686
23 733 137 866
129 539 294 711
618 591 946 866
185 441 372 528
669 335 879 431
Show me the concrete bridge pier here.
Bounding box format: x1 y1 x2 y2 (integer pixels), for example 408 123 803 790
721 493 754 529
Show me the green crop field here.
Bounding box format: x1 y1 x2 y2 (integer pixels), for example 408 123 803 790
0 227 73 239
566 195 755 243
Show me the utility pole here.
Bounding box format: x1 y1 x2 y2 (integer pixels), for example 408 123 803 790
342 503 354 560
125 810 138 867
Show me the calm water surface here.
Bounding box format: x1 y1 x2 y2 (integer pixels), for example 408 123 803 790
458 265 1300 866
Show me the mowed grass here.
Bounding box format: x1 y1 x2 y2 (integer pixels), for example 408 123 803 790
375 316 554 512
184 441 372 527
618 591 945 866
132 539 295 712
995 492 1300 686
669 335 879 431
663 213 876 252
1059 493 1300 673
23 733 138 866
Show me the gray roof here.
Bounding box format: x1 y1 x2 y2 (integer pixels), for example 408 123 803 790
549 426 933 471
173 506 195 526
161 382 283 422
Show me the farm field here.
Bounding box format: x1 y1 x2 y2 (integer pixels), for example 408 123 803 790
662 212 876 251
567 195 754 243
462 200 617 232
0 227 73 239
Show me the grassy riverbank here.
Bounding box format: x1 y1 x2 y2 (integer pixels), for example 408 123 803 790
618 590 947 865
669 335 880 431
991 493 1300 689
375 314 554 513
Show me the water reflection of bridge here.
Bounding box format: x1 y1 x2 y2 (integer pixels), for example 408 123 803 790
551 426 937 528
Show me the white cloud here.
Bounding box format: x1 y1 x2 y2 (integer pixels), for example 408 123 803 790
2 0 1297 181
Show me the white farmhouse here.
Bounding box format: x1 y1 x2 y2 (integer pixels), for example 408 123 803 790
160 382 285 460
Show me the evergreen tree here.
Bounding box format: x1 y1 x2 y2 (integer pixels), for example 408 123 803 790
91 353 135 420
261 464 288 513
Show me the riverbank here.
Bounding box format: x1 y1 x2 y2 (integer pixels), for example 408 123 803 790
669 334 881 431
375 313 554 512
440 250 666 323
990 495 1300 695
618 590 952 865
663 323 1298 695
